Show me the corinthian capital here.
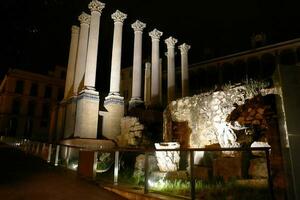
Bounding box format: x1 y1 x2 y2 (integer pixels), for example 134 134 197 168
178 43 191 54
71 25 80 34
131 20 146 32
78 12 91 25
111 10 127 23
88 0 105 13
149 29 163 40
165 37 178 48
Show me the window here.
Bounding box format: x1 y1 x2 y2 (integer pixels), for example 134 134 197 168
44 86 52 98
15 80 24 94
42 103 50 118
40 120 48 128
57 88 64 101
30 83 38 96
27 100 36 116
12 98 21 114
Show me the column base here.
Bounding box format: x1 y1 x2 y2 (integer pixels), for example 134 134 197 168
74 90 100 139
104 93 124 105
100 94 124 140
129 98 144 110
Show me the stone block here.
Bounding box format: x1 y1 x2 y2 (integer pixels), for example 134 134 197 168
248 158 267 178
74 91 99 138
213 156 242 181
193 166 211 180
155 142 180 172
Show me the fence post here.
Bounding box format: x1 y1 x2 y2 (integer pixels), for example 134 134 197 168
47 144 52 163
93 151 98 180
66 146 70 167
114 150 119 185
189 150 195 200
265 149 275 200
35 143 40 155
54 145 60 166
144 152 149 194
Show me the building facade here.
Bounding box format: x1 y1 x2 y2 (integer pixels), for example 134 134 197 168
0 66 65 141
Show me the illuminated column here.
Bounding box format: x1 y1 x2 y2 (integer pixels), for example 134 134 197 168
149 29 163 107
129 20 146 108
159 58 163 105
108 10 127 96
64 25 79 99
84 0 105 90
165 36 178 103
102 10 127 140
144 62 151 108
178 43 191 97
73 12 90 94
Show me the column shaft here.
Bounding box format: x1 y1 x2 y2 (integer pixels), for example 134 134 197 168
64 26 79 99
131 31 143 99
84 11 101 89
149 29 163 107
179 43 191 97
73 13 90 94
167 50 176 103
109 22 124 94
130 20 146 107
165 36 178 103
144 62 151 107
84 1 105 90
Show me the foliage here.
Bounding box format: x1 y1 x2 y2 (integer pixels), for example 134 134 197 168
149 179 270 200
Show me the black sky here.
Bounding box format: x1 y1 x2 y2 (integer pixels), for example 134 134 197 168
1 0 300 92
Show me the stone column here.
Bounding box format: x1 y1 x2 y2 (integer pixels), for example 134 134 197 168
178 43 191 97
149 29 163 107
144 62 151 108
165 36 178 103
102 10 127 140
129 20 146 108
108 10 127 96
159 58 163 105
73 12 90 94
64 26 79 99
84 0 105 91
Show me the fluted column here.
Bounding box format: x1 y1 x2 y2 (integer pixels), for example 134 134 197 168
84 0 105 90
165 36 178 103
73 12 90 94
64 25 79 99
108 10 127 96
149 29 163 107
129 20 146 108
179 43 191 97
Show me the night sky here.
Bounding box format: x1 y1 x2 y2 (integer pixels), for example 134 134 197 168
1 0 300 92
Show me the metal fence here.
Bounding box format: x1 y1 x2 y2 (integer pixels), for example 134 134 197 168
1 136 274 200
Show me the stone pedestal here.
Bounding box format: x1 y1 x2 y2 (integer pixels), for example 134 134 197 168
63 97 77 139
100 95 124 140
74 90 99 138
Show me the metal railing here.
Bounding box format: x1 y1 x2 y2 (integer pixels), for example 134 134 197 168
1 136 274 200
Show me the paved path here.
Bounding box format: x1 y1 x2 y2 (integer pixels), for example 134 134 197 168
0 143 126 200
